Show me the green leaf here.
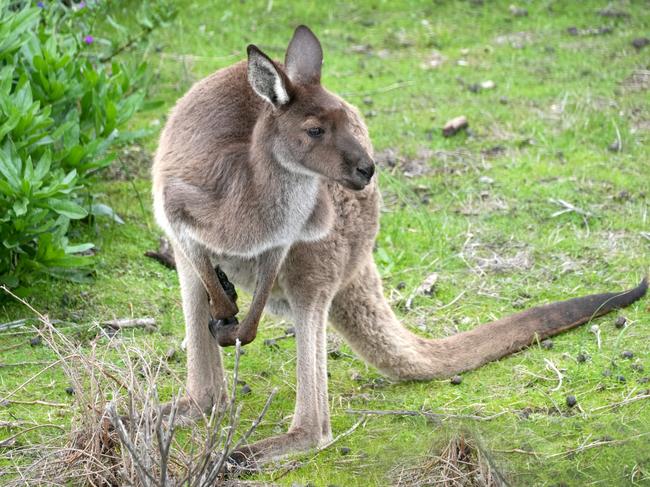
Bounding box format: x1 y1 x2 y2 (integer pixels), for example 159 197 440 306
90 203 124 224
47 198 88 219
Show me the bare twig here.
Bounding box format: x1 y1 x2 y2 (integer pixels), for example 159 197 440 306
0 424 67 447
0 318 30 332
346 408 507 422
590 393 650 413
341 80 416 97
547 432 650 459
4 399 68 408
101 317 157 331
543 359 564 392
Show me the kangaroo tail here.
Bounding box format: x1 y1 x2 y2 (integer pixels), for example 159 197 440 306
329 260 648 381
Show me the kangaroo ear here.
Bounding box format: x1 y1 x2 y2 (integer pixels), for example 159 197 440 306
284 25 323 85
247 45 290 107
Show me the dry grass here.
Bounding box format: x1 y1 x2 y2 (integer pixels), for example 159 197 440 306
1 289 276 487
390 430 508 487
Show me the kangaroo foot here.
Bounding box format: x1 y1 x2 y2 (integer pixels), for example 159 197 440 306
225 428 323 473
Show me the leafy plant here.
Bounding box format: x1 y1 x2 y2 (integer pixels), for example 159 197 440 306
0 0 176 291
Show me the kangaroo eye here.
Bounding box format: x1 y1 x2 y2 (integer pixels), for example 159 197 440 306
307 127 324 138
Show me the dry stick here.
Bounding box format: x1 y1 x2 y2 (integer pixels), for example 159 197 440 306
342 80 416 97
0 361 53 368
6 399 68 408
233 387 278 451
203 339 243 485
546 432 650 459
0 342 24 353
0 286 129 392
101 318 156 330
0 318 30 332
346 408 508 422
109 403 157 487
1 356 73 401
590 393 650 413
436 289 468 311
544 359 564 392
0 424 67 447
155 392 179 487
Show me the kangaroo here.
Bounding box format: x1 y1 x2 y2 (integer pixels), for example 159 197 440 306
152 25 648 468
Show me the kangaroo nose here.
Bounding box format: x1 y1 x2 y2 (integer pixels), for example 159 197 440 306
356 163 375 181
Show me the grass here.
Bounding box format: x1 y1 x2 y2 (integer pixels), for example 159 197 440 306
1 0 649 485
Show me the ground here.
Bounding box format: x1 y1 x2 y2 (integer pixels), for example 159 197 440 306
1 1 649 485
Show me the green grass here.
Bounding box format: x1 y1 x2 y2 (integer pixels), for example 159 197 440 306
2 1 649 485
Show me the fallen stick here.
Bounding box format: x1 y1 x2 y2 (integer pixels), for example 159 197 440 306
4 399 69 408
442 116 468 137
346 408 507 422
144 237 176 269
0 318 30 332
101 318 156 331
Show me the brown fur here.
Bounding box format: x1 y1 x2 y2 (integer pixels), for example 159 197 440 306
152 26 648 468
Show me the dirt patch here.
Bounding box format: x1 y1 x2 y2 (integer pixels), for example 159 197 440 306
493 32 534 49
376 147 482 178
105 142 153 180
462 238 533 274
621 69 650 93
456 192 510 217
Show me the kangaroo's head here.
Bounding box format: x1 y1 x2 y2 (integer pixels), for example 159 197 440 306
247 25 375 191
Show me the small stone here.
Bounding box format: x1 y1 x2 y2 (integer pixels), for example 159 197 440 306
30 336 42 347
396 281 406 290
339 446 351 456
632 37 650 50
263 338 278 348
362 96 374 106
566 395 577 408
541 339 553 350
608 140 621 153
631 363 644 372
621 351 634 359
614 316 627 328
509 4 528 17
602 369 612 377
616 375 626 383
65 386 75 395
478 176 494 185
480 80 495 90
499 97 509 105
638 377 649 384
450 375 463 385
285 326 296 336
241 384 252 395
576 353 589 363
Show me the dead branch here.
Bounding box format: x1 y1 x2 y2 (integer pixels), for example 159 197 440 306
346 408 508 422
4 399 68 408
101 317 157 331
